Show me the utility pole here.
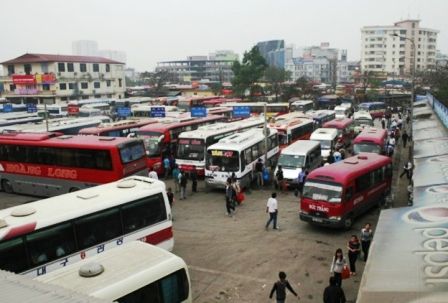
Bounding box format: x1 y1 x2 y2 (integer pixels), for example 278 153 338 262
263 102 268 163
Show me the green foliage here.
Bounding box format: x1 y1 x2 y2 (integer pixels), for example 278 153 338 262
420 66 448 104
264 66 291 101
231 46 267 99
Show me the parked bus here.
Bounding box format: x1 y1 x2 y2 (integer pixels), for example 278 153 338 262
0 112 43 128
222 102 290 118
176 117 264 176
290 100 314 112
353 127 387 155
36 241 191 303
131 105 185 118
299 153 392 229
207 106 235 121
2 116 111 135
317 95 341 109
176 96 221 111
68 99 114 116
0 132 147 196
137 115 225 174
310 128 339 162
37 104 68 118
358 102 386 119
268 116 314 148
205 128 279 189
353 110 374 134
305 110 336 128
323 117 355 149
274 140 322 187
334 105 350 119
79 119 157 137
0 176 172 277
0 103 28 113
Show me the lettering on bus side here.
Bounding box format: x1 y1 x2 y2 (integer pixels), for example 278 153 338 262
36 266 46 276
60 258 69 267
309 204 329 212
5 163 41 176
47 168 77 179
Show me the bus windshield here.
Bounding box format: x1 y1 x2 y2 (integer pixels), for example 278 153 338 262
119 141 146 164
278 154 305 168
207 150 239 172
303 181 342 203
139 131 163 157
317 140 332 150
353 143 381 154
354 119 373 127
177 139 205 161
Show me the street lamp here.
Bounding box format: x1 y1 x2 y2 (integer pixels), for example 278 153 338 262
391 33 415 154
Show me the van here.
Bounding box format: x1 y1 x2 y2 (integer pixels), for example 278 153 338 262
353 110 374 134
334 106 350 119
310 128 339 161
274 140 322 186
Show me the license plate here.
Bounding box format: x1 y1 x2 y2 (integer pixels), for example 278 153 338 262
312 218 323 223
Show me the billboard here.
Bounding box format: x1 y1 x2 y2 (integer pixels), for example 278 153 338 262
12 75 35 85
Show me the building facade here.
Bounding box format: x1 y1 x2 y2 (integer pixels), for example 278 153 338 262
361 19 438 75
256 40 285 68
0 53 126 104
156 53 236 83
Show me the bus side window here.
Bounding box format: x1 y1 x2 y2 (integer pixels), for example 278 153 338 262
345 187 353 201
244 148 252 166
240 152 245 171
122 194 167 233
355 173 371 193
0 237 28 273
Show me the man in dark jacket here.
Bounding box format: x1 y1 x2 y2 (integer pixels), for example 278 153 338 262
269 271 298 303
190 167 198 193
323 277 346 303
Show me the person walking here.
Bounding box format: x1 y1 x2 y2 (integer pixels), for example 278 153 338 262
323 277 346 303
179 171 188 200
381 115 386 129
255 158 264 188
295 170 306 197
190 167 198 193
330 248 347 287
347 235 361 276
402 129 409 148
360 223 373 261
172 165 180 193
275 166 285 192
265 192 278 230
400 160 413 180
148 167 158 180
166 187 174 208
163 156 171 179
269 271 299 303
225 180 236 216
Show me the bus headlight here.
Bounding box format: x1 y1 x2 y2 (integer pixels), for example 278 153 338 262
329 216 341 221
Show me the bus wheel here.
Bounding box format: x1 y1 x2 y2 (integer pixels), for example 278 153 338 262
1 179 13 194
343 216 353 230
69 187 80 193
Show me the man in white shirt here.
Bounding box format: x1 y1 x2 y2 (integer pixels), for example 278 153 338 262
148 168 158 180
265 192 278 230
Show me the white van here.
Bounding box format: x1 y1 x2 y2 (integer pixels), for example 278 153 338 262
274 140 322 186
334 106 350 119
353 110 374 133
310 128 339 161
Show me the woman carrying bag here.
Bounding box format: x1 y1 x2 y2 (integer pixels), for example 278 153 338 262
330 248 349 287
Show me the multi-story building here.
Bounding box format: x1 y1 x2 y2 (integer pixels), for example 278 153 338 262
256 40 285 68
0 53 126 104
361 19 438 75
156 53 236 83
208 50 239 62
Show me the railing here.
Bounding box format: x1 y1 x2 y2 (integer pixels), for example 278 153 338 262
427 93 448 128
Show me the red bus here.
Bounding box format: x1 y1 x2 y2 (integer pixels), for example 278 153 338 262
353 127 387 155
177 96 223 111
136 115 225 174
207 107 240 121
268 117 314 148
323 117 355 149
300 153 392 229
202 98 242 108
0 132 148 197
78 119 157 137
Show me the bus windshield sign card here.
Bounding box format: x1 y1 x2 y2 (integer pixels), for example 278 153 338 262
233 106 250 118
117 107 131 117
150 107 166 118
191 106 207 118
27 103 37 113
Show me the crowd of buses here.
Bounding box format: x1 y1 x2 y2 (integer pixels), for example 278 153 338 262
0 95 396 302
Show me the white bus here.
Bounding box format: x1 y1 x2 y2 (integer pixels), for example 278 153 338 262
205 128 279 189
131 105 185 118
353 110 374 133
36 241 192 303
0 176 173 277
310 128 339 161
176 116 265 176
290 100 314 112
37 104 68 118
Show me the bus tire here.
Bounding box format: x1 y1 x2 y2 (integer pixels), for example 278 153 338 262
343 216 353 230
69 187 80 193
1 179 13 194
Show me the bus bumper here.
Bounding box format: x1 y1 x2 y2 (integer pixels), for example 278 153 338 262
299 212 344 228
205 177 226 189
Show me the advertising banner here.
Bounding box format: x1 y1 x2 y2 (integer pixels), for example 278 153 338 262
12 75 35 85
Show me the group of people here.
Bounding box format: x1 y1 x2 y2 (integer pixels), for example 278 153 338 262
382 111 411 157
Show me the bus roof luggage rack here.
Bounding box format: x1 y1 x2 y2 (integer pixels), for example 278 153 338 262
98 137 116 141
344 159 359 164
357 155 369 160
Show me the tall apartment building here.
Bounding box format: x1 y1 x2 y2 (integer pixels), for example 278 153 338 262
0 53 126 104
361 19 438 75
156 52 236 83
256 40 285 68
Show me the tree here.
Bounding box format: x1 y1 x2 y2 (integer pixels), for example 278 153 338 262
231 46 267 99
295 76 313 96
264 66 291 102
420 66 448 104
139 70 172 95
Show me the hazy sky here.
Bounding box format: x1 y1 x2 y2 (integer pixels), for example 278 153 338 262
1 0 447 71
